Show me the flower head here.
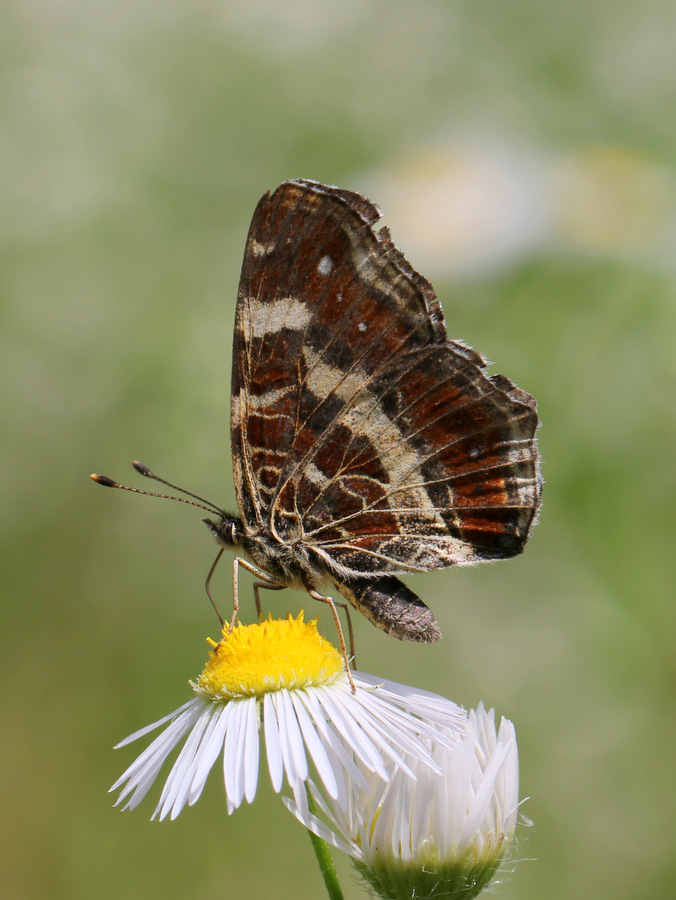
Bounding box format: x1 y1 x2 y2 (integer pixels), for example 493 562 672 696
286 703 520 900
110 613 466 820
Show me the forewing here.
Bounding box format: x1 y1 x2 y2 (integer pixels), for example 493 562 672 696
231 179 541 573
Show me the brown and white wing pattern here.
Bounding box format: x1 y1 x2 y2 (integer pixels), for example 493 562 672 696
230 179 541 639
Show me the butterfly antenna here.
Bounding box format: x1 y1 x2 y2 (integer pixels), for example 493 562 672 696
90 467 223 517
130 461 225 514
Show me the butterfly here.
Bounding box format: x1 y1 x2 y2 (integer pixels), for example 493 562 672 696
94 179 541 644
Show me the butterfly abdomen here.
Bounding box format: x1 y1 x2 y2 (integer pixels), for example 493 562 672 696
331 574 441 643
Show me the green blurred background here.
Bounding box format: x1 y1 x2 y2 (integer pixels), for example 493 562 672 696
2 1 675 898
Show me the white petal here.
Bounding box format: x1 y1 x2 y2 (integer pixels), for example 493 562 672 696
113 699 197 749
111 705 199 790
353 690 443 771
282 795 359 859
242 700 260 804
355 673 466 732
294 688 368 795
223 698 252 811
263 693 284 792
289 692 338 799
187 704 229 805
111 704 202 809
154 706 213 820
464 736 513 841
314 687 389 780
346 694 422 778
170 707 217 819
188 704 227 806
273 690 309 787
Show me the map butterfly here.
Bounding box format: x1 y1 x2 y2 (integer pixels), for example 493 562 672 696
94 179 541 643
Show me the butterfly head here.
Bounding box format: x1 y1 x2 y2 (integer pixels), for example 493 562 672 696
203 515 242 548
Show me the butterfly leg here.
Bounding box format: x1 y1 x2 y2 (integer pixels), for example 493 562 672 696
230 556 281 632
252 581 284 620
327 599 356 670
205 548 225 626
309 589 357 692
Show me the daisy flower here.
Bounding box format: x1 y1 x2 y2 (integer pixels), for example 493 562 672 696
286 703 521 900
110 613 466 820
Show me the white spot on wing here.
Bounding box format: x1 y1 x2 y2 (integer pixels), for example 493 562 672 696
251 240 275 256
302 462 326 487
248 296 311 338
317 254 333 276
358 322 367 332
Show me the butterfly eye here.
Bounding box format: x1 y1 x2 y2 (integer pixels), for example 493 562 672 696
204 517 240 547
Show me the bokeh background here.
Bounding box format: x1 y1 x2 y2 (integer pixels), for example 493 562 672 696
2 1 675 898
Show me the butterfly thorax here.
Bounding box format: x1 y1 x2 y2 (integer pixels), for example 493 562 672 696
205 515 321 592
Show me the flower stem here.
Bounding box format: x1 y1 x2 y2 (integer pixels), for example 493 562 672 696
305 785 344 900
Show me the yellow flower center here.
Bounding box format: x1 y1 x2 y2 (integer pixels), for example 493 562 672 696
193 612 344 700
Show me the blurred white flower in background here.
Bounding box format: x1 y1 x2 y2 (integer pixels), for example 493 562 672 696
363 133 675 279
363 138 552 280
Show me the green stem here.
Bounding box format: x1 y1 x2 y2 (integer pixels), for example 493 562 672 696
305 785 344 900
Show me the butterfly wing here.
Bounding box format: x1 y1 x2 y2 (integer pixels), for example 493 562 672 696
231 180 541 596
